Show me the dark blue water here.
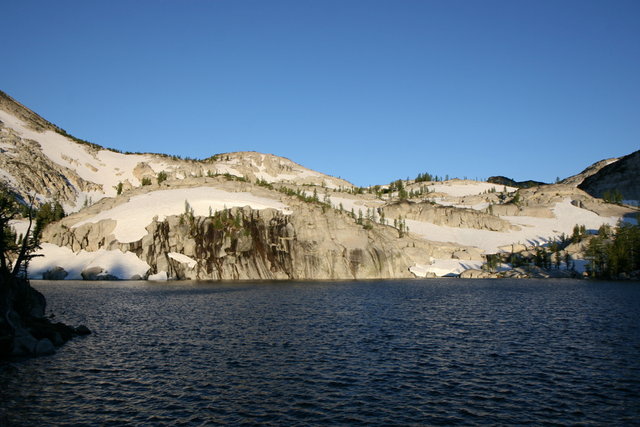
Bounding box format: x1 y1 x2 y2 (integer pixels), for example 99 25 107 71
1 279 639 425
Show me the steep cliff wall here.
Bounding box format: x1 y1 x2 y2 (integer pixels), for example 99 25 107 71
42 201 453 280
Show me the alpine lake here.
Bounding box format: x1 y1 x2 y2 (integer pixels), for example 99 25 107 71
1 278 638 425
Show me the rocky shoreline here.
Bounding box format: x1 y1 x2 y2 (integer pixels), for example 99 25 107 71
0 278 90 359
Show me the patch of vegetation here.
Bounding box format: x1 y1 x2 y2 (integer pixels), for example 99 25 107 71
393 216 408 237
414 172 448 183
602 189 624 204
571 224 588 243
585 222 640 279
509 191 521 206
209 208 244 232
157 171 168 185
33 201 65 236
255 179 274 190
141 177 152 186
277 186 323 204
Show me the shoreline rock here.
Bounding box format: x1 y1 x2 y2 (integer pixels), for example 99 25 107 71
0 279 91 360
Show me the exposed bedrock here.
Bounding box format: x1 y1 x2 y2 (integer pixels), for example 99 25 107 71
43 203 478 280
382 200 516 232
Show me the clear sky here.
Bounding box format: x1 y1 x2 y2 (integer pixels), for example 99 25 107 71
1 1 638 187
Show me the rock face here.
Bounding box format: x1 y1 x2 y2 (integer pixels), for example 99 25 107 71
0 126 102 205
562 158 619 187
578 150 640 201
382 201 516 232
44 198 465 280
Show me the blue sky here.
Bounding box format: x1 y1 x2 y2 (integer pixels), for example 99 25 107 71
1 1 638 186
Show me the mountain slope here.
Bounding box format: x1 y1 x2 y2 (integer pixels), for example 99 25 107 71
561 157 619 187
0 91 351 211
487 176 546 189
577 150 640 203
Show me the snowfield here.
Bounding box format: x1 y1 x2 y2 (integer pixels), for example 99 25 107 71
168 252 198 268
72 187 290 243
29 243 151 280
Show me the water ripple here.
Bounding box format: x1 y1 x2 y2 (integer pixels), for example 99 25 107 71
1 279 639 425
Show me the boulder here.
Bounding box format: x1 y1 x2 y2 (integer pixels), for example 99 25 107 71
11 334 38 356
452 248 483 260
97 273 119 281
74 325 91 335
42 266 68 280
459 269 494 279
498 244 527 254
34 338 55 356
81 266 103 280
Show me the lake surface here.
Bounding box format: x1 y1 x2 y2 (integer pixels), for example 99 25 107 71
1 279 639 425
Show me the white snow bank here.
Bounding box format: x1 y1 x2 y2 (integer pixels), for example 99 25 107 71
148 271 168 281
410 259 484 277
72 187 290 243
9 219 30 239
168 252 197 268
29 243 151 280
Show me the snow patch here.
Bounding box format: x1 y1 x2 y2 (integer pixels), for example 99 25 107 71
29 243 151 280
9 219 30 239
168 252 197 268
411 259 484 277
148 271 168 281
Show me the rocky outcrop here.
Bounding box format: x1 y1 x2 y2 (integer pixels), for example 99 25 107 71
562 157 619 187
0 276 91 358
488 184 637 219
0 127 102 205
382 200 516 232
578 150 640 201
459 269 495 279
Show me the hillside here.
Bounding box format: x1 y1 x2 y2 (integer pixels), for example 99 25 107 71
577 150 640 203
487 176 546 189
1 91 638 279
0 91 351 211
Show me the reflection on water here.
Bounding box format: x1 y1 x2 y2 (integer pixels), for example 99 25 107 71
1 279 639 425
